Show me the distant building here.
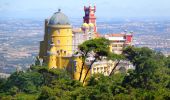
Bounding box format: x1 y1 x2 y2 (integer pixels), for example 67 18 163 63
91 60 135 76
103 32 133 54
115 60 135 73
92 60 116 76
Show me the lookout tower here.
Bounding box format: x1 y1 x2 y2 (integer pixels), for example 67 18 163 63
83 5 97 32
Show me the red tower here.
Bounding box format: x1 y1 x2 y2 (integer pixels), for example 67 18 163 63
83 5 97 32
125 32 133 45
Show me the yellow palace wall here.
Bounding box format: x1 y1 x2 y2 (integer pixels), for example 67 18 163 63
39 22 91 82
50 25 73 55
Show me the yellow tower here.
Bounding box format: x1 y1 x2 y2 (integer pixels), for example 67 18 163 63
47 43 57 68
48 9 73 55
39 9 91 83
39 9 73 63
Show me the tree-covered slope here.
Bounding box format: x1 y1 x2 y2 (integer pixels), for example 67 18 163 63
0 47 170 100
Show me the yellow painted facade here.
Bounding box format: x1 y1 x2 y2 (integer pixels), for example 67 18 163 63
39 7 133 84
48 44 57 69
46 24 73 69
73 57 90 82
39 10 90 82
50 25 73 55
47 48 90 82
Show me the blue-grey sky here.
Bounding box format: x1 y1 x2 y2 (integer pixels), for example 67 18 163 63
0 0 170 19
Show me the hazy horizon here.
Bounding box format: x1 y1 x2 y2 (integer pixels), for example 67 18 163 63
0 0 170 20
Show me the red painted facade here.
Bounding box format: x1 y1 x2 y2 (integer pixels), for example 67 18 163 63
82 5 133 45
83 5 97 32
125 34 133 44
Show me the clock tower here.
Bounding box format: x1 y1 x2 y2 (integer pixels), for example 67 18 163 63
83 5 97 32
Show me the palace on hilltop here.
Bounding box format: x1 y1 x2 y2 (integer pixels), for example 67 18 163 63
39 6 134 82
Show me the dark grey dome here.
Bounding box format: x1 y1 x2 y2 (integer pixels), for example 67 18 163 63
49 9 70 25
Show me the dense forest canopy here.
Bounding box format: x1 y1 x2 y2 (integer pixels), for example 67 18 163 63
0 46 170 99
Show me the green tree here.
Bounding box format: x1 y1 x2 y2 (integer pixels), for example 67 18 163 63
0 78 6 92
165 56 170 68
78 38 110 83
9 86 19 96
3 71 43 94
34 56 41 66
38 86 55 100
1 46 170 99
122 46 170 92
107 52 125 76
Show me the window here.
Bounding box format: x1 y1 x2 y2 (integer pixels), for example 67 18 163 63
112 44 117 47
85 11 89 15
64 51 66 54
57 40 60 44
93 68 96 71
57 30 60 34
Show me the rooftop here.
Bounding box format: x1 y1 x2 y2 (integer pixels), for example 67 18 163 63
48 9 70 25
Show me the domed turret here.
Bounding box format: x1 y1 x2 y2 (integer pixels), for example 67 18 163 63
89 23 94 27
82 23 89 28
49 9 70 25
45 9 72 56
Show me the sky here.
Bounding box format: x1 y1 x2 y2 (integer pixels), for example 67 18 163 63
0 0 170 20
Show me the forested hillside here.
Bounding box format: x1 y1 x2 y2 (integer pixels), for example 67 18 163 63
0 46 170 100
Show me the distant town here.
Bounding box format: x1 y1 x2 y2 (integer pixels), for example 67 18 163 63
1 18 170 74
